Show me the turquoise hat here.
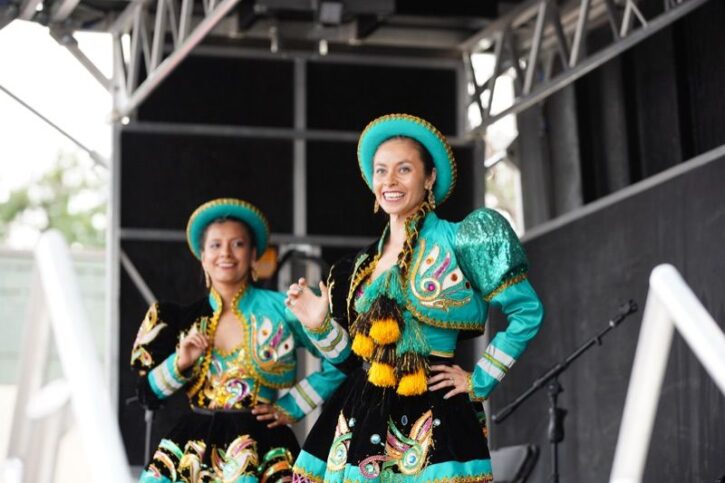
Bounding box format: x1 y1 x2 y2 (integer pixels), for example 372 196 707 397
357 113 457 205
186 198 269 260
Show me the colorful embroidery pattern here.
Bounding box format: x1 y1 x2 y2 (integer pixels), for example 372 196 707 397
323 411 436 479
359 410 434 479
327 413 353 472
409 240 472 311
252 315 295 374
211 435 259 481
202 350 254 410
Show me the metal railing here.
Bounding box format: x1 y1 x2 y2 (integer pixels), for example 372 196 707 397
3 230 132 483
610 264 725 483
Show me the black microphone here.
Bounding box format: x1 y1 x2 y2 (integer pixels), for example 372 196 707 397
611 300 638 327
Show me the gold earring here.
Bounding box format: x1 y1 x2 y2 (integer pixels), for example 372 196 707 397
374 199 380 214
251 267 259 282
204 270 211 288
427 189 436 209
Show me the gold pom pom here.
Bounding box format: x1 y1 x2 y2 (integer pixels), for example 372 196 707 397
396 368 427 396
369 318 400 345
368 362 396 387
351 334 374 359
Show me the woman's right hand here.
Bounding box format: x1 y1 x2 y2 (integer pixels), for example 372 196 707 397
285 277 330 330
176 326 208 372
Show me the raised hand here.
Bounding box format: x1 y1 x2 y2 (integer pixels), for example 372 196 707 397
285 277 330 330
176 325 208 372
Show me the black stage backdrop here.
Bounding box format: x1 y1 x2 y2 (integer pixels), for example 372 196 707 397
118 55 476 466
487 150 725 482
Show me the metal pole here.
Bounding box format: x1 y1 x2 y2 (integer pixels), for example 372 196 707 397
0 84 108 167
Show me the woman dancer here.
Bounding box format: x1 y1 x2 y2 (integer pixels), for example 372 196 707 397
286 114 545 482
131 198 346 482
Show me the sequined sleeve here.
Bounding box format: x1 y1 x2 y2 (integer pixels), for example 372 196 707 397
454 208 528 300
455 208 544 400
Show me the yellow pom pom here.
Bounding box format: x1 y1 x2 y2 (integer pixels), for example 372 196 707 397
368 362 397 387
369 318 400 345
396 369 427 396
351 334 374 359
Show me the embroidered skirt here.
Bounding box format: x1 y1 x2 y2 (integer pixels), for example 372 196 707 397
139 408 300 483
292 360 492 482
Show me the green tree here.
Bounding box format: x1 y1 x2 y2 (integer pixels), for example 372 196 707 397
0 151 106 247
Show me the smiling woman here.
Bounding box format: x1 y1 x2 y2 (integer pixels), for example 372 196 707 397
129 198 347 483
286 114 545 482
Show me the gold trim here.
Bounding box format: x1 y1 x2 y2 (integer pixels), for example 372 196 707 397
186 197 270 259
405 301 484 332
292 466 324 483
357 113 458 205
187 288 224 398
483 272 528 303
429 350 454 358
345 253 380 328
306 313 331 335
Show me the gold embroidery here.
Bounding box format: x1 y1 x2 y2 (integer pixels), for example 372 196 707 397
408 239 471 310
483 272 528 302
131 303 167 369
405 301 485 332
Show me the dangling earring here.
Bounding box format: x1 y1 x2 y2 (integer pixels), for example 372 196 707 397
373 199 380 214
251 266 259 282
204 270 211 289
427 188 436 210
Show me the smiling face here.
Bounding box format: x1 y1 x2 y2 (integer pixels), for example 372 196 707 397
372 138 437 219
200 219 256 290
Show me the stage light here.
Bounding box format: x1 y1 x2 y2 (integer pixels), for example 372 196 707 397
318 39 328 56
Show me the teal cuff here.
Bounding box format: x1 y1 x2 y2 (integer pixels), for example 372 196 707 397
303 317 351 364
147 353 190 400
472 279 543 399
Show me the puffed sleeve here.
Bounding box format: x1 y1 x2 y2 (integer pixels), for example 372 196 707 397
455 208 544 400
274 317 347 422
130 303 192 409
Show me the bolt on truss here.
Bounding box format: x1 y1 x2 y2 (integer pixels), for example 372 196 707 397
110 0 242 119
463 0 712 136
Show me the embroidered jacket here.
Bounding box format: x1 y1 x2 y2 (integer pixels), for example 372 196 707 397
305 208 544 400
130 285 346 421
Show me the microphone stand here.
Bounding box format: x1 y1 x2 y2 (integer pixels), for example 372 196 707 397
491 300 638 483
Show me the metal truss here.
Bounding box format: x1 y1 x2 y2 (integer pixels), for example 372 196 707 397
110 0 242 119
463 0 713 135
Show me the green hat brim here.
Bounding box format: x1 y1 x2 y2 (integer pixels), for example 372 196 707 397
357 114 457 205
186 198 269 260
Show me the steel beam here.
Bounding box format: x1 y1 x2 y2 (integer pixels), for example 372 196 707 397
112 0 242 119
465 0 712 134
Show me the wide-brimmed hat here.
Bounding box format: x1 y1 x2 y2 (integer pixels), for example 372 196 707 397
186 198 269 259
357 113 457 205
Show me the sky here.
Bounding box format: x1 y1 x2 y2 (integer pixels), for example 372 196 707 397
0 21 521 247
0 20 113 248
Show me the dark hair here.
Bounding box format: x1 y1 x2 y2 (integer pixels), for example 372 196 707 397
200 216 256 252
381 135 435 176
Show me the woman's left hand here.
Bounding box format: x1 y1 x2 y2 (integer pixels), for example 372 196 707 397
428 364 472 400
252 404 295 428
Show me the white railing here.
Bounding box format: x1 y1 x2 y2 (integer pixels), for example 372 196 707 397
610 264 725 483
3 230 132 483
